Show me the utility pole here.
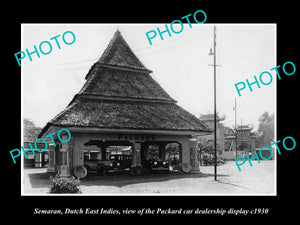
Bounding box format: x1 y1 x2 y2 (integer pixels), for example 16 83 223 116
209 26 221 181
240 118 243 157
213 26 217 181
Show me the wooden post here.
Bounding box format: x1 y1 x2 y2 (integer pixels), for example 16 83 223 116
133 142 141 166
159 143 166 161
132 142 141 167
100 142 107 160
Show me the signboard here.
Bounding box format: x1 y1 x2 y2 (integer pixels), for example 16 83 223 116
117 134 156 141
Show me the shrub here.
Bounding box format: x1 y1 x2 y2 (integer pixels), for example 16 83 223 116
48 174 81 194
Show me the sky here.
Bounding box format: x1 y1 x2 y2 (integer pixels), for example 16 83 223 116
22 24 276 131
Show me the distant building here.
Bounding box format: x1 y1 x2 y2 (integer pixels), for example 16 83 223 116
223 124 258 159
23 120 52 168
198 113 225 153
197 114 258 161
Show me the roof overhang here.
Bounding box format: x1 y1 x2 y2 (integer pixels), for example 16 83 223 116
39 124 212 139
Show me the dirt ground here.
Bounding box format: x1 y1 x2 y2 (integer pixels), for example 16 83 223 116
22 160 275 195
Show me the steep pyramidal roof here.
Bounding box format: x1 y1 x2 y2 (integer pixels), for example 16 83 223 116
81 30 173 102
78 66 175 102
39 30 210 137
97 30 150 72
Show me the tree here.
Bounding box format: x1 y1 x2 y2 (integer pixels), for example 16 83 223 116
256 112 274 147
24 118 42 141
198 139 221 166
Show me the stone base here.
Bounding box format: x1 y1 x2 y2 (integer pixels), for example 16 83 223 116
191 167 200 172
58 165 71 177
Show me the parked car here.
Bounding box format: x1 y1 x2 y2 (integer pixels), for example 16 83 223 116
84 154 132 175
142 159 170 173
84 159 111 175
109 154 132 171
167 158 181 171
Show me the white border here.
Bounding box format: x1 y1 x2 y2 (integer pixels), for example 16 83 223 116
21 23 277 196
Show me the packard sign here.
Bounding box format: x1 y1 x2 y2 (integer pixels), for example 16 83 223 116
117 134 156 141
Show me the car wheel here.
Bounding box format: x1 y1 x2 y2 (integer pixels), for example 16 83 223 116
136 167 143 175
73 165 88 179
96 165 103 175
143 167 149 175
181 163 192 173
102 169 108 176
146 167 152 174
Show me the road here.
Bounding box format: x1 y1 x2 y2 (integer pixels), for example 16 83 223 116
22 160 275 195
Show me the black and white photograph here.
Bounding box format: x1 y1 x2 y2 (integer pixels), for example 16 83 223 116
21 24 276 195
3 4 298 220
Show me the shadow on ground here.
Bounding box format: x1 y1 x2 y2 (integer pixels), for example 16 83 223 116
28 171 229 188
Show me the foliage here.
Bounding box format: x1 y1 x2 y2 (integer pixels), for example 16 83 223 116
198 139 222 166
256 112 274 147
48 174 81 194
198 139 221 154
147 145 159 160
165 143 180 160
23 118 42 141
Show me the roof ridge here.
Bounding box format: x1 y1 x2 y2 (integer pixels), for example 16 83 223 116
98 30 149 71
77 93 177 104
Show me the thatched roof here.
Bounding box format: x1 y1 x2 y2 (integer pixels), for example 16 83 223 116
45 98 209 131
39 30 210 138
78 65 175 102
85 30 152 80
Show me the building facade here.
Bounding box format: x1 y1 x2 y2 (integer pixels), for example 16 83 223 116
23 119 51 168
39 30 211 177
223 125 257 159
197 114 258 161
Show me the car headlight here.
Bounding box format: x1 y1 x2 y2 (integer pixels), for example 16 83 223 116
117 163 120 166
154 161 157 165
110 163 113 167
163 161 166 165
